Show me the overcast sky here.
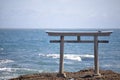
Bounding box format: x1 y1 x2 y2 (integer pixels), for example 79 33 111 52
0 0 120 29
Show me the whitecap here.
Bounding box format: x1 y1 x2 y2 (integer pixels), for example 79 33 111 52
0 68 42 80
39 54 82 61
103 64 120 68
0 48 4 51
0 59 14 64
64 54 81 61
0 67 16 72
0 75 18 80
80 54 94 58
39 54 59 59
64 61 74 64
39 53 94 61
0 67 42 73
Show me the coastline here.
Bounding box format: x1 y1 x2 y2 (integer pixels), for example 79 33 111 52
9 69 120 80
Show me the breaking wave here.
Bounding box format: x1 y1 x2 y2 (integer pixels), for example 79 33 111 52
0 59 14 64
39 53 94 61
0 47 4 51
0 67 42 72
0 67 43 80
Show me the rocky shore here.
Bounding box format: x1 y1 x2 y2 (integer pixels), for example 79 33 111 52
10 69 120 80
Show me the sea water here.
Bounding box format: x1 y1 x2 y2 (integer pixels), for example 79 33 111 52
0 29 120 79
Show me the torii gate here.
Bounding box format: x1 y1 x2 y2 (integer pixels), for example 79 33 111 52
46 30 112 77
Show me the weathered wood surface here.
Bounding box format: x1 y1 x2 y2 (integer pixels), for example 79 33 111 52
94 36 100 76
50 40 109 43
46 31 112 36
59 36 64 74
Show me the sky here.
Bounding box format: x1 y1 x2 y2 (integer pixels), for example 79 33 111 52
0 0 120 29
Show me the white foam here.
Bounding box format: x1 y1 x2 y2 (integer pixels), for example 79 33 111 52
39 54 81 61
0 59 14 64
39 53 94 61
0 75 18 80
64 61 74 64
0 48 4 51
64 54 81 61
80 54 94 58
0 67 16 72
0 68 42 80
0 67 42 73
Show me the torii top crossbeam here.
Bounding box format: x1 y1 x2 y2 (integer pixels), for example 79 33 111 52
46 30 112 77
47 31 112 36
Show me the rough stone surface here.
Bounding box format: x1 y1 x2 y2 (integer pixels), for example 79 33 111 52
9 69 120 80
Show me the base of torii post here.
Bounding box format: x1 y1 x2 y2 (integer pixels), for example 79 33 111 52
57 73 66 78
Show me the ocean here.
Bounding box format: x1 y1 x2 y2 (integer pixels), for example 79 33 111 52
0 29 120 80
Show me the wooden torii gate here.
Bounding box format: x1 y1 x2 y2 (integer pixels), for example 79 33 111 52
46 30 112 77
